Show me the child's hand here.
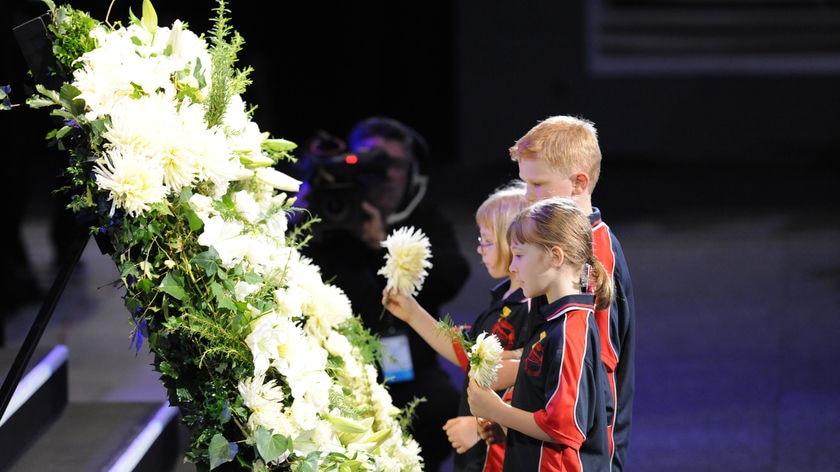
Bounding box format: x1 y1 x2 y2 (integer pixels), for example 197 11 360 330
380 289 419 323
443 416 481 454
477 417 506 445
467 377 503 420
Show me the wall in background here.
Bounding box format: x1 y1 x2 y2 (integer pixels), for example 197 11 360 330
452 1 840 206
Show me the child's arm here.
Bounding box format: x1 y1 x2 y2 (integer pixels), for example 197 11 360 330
382 289 461 365
490 351 522 390
467 378 554 443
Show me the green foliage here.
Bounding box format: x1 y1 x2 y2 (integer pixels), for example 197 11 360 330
204 0 252 128
397 396 427 435
436 313 473 347
42 0 99 75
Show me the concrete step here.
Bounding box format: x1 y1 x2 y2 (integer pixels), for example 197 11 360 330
1 345 187 472
6 401 183 472
1 344 69 467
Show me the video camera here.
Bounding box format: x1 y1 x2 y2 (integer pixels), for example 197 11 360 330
301 133 393 233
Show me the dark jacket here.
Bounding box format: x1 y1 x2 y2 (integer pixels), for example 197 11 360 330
301 201 470 471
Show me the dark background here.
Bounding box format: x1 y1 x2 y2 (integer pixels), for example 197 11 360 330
3 2 840 471
5 1 840 215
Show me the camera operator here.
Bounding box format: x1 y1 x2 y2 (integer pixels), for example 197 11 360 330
296 116 470 472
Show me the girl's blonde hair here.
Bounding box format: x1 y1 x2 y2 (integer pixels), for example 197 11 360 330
475 180 528 270
508 197 614 309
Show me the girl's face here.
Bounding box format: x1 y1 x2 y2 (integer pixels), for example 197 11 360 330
509 240 555 299
477 225 508 279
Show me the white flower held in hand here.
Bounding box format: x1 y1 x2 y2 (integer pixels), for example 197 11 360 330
378 226 433 296
469 332 504 388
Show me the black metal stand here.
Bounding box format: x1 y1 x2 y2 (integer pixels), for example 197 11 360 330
0 225 89 420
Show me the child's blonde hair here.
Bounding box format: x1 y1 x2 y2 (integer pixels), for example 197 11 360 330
508 197 614 310
508 115 602 189
475 180 529 270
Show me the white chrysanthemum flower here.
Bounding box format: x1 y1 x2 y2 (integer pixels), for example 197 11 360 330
103 93 206 194
239 374 286 411
75 25 180 120
468 332 504 388
378 226 433 296
303 283 353 337
246 313 299 377
93 146 167 217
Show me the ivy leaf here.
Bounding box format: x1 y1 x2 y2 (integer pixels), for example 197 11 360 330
210 281 237 311
209 433 237 469
255 426 290 464
159 272 187 300
297 452 322 472
193 250 219 277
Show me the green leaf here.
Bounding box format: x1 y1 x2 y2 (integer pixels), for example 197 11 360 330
192 250 220 277
186 208 204 232
135 277 155 293
255 426 290 463
159 272 187 300
208 433 237 469
298 452 322 472
210 281 237 311
58 83 82 103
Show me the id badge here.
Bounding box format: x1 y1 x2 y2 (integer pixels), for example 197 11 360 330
380 333 414 383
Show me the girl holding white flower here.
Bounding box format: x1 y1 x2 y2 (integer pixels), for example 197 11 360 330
383 180 532 472
467 197 614 472
301 117 470 472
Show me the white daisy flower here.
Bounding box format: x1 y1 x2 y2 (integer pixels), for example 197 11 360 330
468 332 504 388
378 226 433 296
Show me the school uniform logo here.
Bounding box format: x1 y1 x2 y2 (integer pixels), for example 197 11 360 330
524 331 547 376
491 306 518 349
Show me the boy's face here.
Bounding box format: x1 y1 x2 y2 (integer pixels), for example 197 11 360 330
517 158 574 203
